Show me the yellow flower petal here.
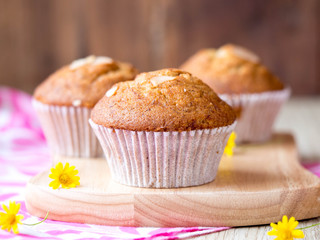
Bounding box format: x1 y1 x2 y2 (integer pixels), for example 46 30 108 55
71 175 80 181
49 180 61 189
267 229 278 236
289 216 295 224
56 162 63 171
66 165 76 172
50 167 59 174
292 229 305 238
270 222 279 230
224 132 237 157
63 162 70 171
1 224 8 230
12 224 19 234
1 204 9 213
67 170 79 177
278 221 284 230
16 214 24 223
9 202 20 215
282 215 288 224
290 220 299 230
49 168 61 178
49 173 57 179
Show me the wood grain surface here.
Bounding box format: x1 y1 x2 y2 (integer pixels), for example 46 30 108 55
0 0 319 95
25 133 320 228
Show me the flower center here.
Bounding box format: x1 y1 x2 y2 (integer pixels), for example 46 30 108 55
59 173 70 185
7 214 16 225
281 230 293 239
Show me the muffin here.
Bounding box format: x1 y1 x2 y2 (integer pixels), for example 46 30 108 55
33 55 138 158
180 44 290 143
89 68 236 188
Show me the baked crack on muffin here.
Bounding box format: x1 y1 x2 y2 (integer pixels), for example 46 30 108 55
180 44 284 94
92 68 236 132
34 55 137 108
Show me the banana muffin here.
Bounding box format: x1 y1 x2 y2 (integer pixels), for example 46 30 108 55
33 55 138 158
90 68 236 188
181 44 290 143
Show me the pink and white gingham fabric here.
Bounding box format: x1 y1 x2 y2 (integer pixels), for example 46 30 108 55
0 87 319 240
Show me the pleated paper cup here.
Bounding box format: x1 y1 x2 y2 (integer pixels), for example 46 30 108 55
32 99 103 158
219 88 290 143
89 119 236 188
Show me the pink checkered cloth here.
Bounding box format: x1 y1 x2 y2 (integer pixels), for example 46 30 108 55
0 87 319 240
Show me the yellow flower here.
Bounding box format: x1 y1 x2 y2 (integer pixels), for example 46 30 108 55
268 215 304 240
49 162 80 189
0 201 24 234
224 132 237 157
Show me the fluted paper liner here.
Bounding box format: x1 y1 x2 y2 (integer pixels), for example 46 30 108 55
219 88 290 143
32 99 103 158
89 120 236 188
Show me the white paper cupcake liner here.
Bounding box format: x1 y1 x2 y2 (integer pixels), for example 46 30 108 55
219 88 290 143
89 120 236 188
32 100 103 158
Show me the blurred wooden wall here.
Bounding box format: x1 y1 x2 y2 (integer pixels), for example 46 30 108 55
0 0 319 95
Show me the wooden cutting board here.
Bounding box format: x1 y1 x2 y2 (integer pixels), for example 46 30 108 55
25 133 320 227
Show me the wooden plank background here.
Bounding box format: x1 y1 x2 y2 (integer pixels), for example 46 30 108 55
0 0 319 95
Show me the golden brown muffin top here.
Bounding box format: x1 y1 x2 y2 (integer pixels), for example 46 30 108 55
91 68 236 132
180 44 284 94
34 56 138 108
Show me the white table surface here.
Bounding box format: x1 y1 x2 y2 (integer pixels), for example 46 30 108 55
191 97 320 240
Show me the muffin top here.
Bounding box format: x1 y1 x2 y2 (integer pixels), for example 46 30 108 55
34 56 138 108
91 68 236 132
180 44 284 94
